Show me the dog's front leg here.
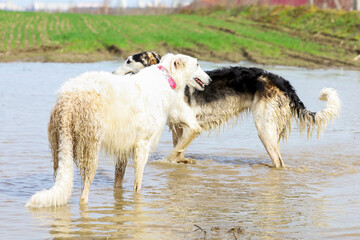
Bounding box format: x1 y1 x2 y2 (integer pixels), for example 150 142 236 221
168 101 202 164
172 124 182 147
171 125 185 160
168 124 202 164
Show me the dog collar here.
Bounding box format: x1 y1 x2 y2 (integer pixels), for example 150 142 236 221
157 65 176 89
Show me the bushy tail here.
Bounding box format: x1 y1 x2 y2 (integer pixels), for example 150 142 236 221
295 88 341 138
26 131 74 208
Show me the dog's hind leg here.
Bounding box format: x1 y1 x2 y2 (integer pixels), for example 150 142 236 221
80 159 98 205
253 102 286 168
114 157 128 187
79 143 100 205
258 130 284 168
133 140 151 192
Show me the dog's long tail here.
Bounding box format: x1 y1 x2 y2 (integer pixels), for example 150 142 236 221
26 110 74 208
293 88 341 139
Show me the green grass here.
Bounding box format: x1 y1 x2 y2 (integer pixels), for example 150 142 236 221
218 5 360 41
0 7 358 68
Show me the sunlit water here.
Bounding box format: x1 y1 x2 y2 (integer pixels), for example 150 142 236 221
0 61 359 239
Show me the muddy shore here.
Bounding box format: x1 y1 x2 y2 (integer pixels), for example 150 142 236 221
2 44 359 70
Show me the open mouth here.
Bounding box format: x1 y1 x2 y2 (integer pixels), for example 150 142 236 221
194 77 205 88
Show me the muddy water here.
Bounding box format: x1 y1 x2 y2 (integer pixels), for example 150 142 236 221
0 61 359 239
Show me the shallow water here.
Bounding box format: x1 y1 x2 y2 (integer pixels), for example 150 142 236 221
0 61 359 239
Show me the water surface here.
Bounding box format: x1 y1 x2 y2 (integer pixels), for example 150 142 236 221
0 61 359 239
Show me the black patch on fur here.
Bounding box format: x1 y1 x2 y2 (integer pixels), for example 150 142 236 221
184 86 191 105
132 52 161 67
191 66 315 120
132 52 147 66
192 67 265 105
264 71 315 120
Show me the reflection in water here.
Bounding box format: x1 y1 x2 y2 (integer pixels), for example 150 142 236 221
0 62 359 239
25 161 331 239
27 206 73 238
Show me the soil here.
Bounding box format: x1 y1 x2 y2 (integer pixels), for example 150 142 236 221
0 47 117 63
0 27 359 70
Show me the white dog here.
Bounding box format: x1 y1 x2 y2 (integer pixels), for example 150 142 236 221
26 53 211 208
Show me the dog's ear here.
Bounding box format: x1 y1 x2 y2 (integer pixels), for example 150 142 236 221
149 52 160 65
153 52 161 63
173 57 185 70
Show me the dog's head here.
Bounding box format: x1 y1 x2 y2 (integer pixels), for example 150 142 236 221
161 53 211 91
113 51 161 75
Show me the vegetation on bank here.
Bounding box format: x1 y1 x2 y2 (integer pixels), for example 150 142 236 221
0 6 359 68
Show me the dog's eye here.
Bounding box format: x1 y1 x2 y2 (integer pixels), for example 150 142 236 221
197 63 199 67
126 59 131 64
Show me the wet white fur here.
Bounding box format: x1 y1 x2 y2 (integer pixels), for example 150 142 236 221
26 53 210 208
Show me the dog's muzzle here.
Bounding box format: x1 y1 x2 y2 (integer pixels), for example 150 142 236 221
194 77 205 89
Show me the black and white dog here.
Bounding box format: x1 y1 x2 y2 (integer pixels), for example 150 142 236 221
113 51 161 75
113 51 341 168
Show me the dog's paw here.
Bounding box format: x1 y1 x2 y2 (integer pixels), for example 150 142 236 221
176 158 196 164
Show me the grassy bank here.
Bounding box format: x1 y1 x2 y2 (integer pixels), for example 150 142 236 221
0 6 359 69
